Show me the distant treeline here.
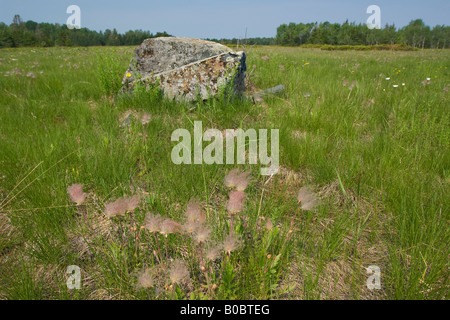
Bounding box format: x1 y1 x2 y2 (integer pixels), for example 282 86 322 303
276 19 449 48
0 14 171 48
206 37 276 46
209 19 449 49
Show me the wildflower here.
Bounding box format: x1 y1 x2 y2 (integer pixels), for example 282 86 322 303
222 234 242 255
67 184 88 205
124 195 140 212
303 92 311 98
402 83 406 86
385 77 390 80
304 62 310 65
393 85 399 88
104 195 140 218
224 169 239 188
265 218 273 231
342 80 348 87
141 113 151 125
137 268 155 289
279 65 285 70
224 169 251 191
205 244 222 261
426 77 431 81
185 198 205 223
444 87 448 92
104 198 128 218
26 72 36 79
297 186 319 211
194 226 211 244
169 260 189 285
144 213 163 233
182 220 198 234
126 72 132 78
348 81 356 90
261 55 269 61
160 219 182 237
226 190 246 215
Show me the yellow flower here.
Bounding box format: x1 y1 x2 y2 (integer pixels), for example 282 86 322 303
126 72 132 78
304 62 310 65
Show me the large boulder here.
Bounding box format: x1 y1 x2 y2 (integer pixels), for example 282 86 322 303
121 37 246 101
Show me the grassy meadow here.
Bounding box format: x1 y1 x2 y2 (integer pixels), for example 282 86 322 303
0 45 448 300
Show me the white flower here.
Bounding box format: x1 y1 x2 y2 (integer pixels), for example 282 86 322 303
393 85 399 88
386 77 390 80
402 83 405 86
426 78 431 81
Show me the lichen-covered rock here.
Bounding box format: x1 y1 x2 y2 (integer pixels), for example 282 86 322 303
121 37 246 101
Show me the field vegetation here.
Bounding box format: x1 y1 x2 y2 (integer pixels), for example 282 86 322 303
0 45 448 299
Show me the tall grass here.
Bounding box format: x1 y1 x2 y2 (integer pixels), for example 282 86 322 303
0 45 448 299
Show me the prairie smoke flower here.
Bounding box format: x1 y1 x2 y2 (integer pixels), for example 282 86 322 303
297 186 319 211
67 184 88 205
144 213 163 233
141 113 151 125
185 198 205 223
265 218 273 231
222 234 242 255
160 219 182 237
194 226 211 244
235 172 251 191
205 244 222 261
182 220 198 234
224 168 239 188
104 195 140 218
137 268 155 289
224 169 251 191
105 198 127 217
348 81 356 90
169 260 189 285
226 190 246 215
124 195 140 211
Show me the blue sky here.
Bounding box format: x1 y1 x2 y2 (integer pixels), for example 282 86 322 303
0 0 448 38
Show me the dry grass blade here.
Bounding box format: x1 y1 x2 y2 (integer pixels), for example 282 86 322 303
0 151 77 211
